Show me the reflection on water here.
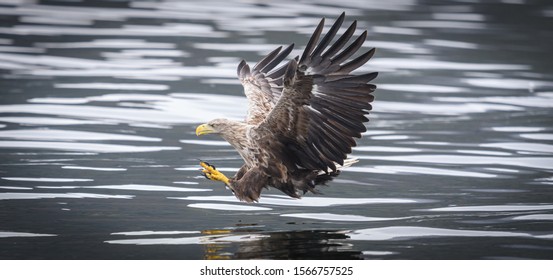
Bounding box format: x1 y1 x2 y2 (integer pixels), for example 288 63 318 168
1 0 553 259
106 228 363 260
348 226 551 241
229 230 362 260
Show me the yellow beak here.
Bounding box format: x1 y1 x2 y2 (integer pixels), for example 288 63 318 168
196 123 216 136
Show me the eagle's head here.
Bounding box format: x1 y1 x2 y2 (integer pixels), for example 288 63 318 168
195 119 248 142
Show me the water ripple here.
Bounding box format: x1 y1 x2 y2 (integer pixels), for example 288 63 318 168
348 226 551 241
0 93 246 125
491 126 545 132
359 154 553 170
281 213 407 222
0 129 160 142
427 204 553 212
379 83 464 93
170 195 421 207
481 142 553 154
511 214 553 221
348 164 502 178
0 117 105 126
61 166 127 172
370 58 529 71
105 231 268 245
37 39 176 49
0 231 57 238
188 203 272 211
0 23 226 37
0 192 134 200
0 140 180 153
519 134 553 141
54 83 169 91
2 177 92 182
84 184 210 192
376 100 521 115
111 230 201 236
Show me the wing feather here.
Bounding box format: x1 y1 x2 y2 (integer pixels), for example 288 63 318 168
309 12 345 66
261 44 294 73
299 17 326 66
336 48 376 74
253 46 282 72
321 20 357 61
327 31 367 68
238 44 295 125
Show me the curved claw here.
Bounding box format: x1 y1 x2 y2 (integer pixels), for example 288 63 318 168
200 160 216 169
199 160 230 185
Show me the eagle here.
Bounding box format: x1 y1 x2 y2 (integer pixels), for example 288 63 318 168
195 12 377 202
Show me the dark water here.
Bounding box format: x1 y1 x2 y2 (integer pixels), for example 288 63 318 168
1 0 552 259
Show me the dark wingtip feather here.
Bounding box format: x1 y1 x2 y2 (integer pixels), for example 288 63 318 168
337 47 376 74
260 43 294 74
310 12 345 59
299 17 325 65
330 30 367 66
253 46 282 72
321 20 357 61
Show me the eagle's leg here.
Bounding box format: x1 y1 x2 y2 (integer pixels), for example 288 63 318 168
200 161 230 185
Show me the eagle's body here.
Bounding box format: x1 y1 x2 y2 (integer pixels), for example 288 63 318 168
196 13 377 202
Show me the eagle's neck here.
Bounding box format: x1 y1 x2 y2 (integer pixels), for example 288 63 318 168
220 122 254 166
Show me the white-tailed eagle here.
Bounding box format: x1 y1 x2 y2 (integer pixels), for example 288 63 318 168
196 12 377 202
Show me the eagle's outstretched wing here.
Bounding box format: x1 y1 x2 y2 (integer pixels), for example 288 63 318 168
237 43 294 125
255 12 377 172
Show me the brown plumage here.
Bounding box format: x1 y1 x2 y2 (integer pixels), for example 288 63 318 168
196 12 377 202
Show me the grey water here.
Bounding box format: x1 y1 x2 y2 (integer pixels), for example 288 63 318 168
0 0 552 260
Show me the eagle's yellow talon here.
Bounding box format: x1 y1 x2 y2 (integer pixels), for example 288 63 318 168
200 161 230 185
200 161 213 170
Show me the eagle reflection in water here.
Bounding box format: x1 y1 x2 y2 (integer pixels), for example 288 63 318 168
201 228 362 260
